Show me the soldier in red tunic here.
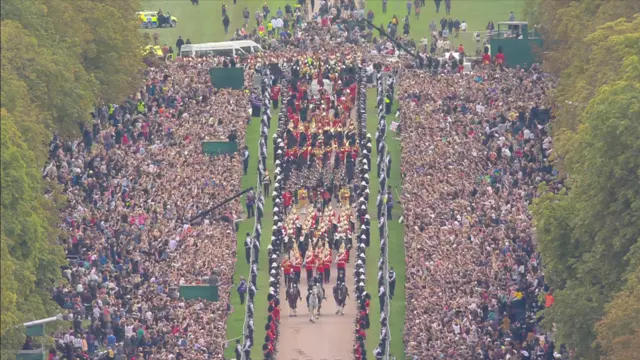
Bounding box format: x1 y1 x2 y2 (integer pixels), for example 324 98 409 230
271 84 281 109
323 248 332 283
315 256 325 285
304 249 315 284
292 252 302 284
282 256 292 286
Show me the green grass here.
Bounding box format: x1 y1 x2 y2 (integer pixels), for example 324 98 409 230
141 0 292 46
135 2 288 357
365 0 524 54
365 88 406 359
139 0 524 51
136 1 523 358
223 109 280 359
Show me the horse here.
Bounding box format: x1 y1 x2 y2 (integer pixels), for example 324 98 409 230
333 282 349 315
307 285 321 322
286 281 301 316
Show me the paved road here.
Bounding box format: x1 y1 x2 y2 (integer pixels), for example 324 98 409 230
275 37 361 360
276 254 355 360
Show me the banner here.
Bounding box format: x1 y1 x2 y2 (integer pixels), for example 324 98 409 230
209 67 245 90
201 141 238 156
179 285 219 301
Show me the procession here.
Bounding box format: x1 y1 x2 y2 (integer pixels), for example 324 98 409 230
5 0 636 359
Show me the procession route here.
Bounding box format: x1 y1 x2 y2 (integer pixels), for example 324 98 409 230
276 250 356 360
276 59 360 360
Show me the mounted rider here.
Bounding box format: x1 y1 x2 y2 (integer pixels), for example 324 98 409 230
311 273 326 300
333 280 350 315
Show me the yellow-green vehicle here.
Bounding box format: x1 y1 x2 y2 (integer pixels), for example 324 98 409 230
136 11 177 28
142 45 164 57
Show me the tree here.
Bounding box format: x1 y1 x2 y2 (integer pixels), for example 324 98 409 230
0 0 144 353
595 267 640 360
530 13 640 359
524 0 640 133
1 0 144 135
0 109 66 357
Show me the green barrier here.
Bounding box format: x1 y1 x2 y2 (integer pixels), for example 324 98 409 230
490 38 543 68
209 67 245 90
202 140 238 156
16 351 45 360
25 324 45 337
179 285 219 301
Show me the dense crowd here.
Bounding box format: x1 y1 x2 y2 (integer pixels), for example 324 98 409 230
399 65 563 359
45 57 250 359
35 0 570 357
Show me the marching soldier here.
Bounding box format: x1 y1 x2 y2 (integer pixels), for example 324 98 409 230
315 249 325 285
304 247 315 283
336 245 347 282
282 256 292 286
292 250 302 284
323 245 332 283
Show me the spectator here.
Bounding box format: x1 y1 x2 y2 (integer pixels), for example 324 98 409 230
47 57 250 358
399 62 556 359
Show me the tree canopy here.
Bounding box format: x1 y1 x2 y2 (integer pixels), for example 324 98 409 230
0 0 144 354
527 1 640 358
1 0 145 135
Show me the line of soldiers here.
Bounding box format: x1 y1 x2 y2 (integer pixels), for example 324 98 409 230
373 72 394 360
237 65 279 360
279 206 354 286
352 66 373 360
265 53 364 358
271 57 363 193
259 67 288 360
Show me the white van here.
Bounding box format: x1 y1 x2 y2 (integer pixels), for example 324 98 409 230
179 40 263 57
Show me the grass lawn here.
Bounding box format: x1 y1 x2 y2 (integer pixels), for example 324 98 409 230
365 88 406 359
364 0 524 54
136 1 284 357
137 1 523 358
141 0 292 46
141 0 524 50
222 108 281 359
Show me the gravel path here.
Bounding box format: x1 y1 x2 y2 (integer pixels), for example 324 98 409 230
276 255 356 360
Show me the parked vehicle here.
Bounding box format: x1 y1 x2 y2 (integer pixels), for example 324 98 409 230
179 41 263 58
136 11 177 28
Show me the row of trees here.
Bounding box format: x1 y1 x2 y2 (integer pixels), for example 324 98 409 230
0 0 144 355
524 1 640 359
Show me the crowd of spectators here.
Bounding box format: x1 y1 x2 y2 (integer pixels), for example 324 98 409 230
398 65 565 359
37 0 569 358
45 57 250 359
